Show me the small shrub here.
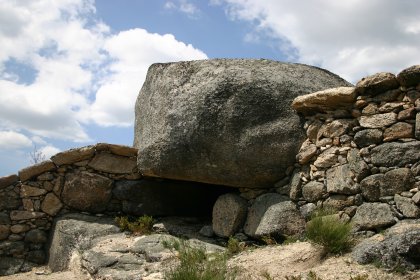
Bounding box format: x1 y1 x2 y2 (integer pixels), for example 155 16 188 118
115 215 154 235
227 236 245 255
283 235 300 245
115 216 130 231
163 239 236 280
132 215 154 235
305 208 352 254
29 144 46 164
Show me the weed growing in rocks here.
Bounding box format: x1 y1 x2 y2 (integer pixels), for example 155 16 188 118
163 239 236 280
115 215 154 235
115 215 130 231
305 208 352 254
227 236 246 255
282 235 301 245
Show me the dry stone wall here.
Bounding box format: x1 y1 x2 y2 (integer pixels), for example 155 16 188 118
211 65 420 242
290 65 420 232
0 143 230 276
0 143 141 275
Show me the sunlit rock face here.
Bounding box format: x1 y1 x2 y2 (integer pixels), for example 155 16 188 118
134 59 351 188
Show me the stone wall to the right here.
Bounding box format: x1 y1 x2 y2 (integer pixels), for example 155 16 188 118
290 65 420 233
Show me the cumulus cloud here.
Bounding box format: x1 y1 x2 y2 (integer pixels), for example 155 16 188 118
0 0 103 142
39 145 61 159
0 0 207 141
216 0 420 82
84 29 207 126
0 131 32 150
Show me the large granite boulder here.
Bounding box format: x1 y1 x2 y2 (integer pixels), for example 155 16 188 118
352 219 420 270
134 59 351 188
48 213 120 272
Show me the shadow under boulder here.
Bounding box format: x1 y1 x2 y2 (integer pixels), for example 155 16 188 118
113 179 235 217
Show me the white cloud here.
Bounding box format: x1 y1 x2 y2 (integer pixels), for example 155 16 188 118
0 79 91 142
39 145 61 159
164 2 177 10
31 136 47 145
216 0 420 82
0 0 103 142
83 29 207 127
0 131 32 149
164 0 200 18
0 0 207 141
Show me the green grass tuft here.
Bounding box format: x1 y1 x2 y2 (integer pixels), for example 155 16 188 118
305 208 353 254
163 239 236 280
115 215 130 231
227 236 246 255
115 215 154 235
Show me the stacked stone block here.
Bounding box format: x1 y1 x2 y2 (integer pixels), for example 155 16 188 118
291 65 420 232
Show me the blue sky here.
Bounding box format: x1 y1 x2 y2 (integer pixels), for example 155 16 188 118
0 0 419 176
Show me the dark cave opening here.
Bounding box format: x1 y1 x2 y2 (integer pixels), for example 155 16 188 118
113 178 238 218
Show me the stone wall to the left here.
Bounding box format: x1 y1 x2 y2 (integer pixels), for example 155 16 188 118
0 143 140 275
0 142 233 276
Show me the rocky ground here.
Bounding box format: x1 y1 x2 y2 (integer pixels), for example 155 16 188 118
228 242 420 280
1 215 419 280
2 242 419 280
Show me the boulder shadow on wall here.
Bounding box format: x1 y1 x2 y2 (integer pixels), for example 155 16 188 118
134 59 352 188
113 179 234 217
